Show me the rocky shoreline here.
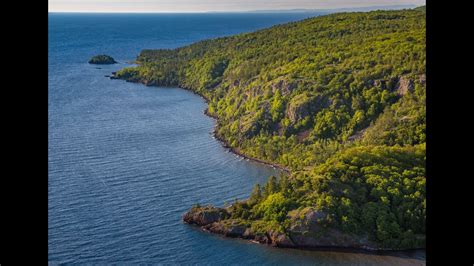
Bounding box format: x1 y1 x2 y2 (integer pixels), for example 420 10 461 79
182 205 421 253
109 72 424 254
183 206 297 248
205 108 290 174
109 71 290 173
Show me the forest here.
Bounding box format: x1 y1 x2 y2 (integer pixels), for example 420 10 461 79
116 7 426 249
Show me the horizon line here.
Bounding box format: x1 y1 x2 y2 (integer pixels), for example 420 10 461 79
48 4 420 14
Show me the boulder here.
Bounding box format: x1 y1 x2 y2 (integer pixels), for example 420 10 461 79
225 223 247 237
182 206 229 226
203 220 247 238
269 231 295 247
254 234 271 244
242 228 255 239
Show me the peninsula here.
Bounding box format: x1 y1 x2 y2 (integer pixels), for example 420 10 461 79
114 7 426 251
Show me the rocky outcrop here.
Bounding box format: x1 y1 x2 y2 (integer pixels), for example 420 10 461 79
204 220 247 237
370 74 424 96
183 206 383 251
286 207 378 249
183 207 297 247
286 93 328 124
271 79 297 96
182 206 230 226
395 76 414 96
269 230 296 247
239 102 272 138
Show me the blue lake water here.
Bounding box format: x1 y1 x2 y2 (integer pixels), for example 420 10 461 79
48 13 425 265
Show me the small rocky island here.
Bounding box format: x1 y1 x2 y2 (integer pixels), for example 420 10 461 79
89 54 117 64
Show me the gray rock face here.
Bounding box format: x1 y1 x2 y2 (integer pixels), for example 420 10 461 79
182 206 229 226
286 208 378 249
242 228 254 239
271 79 297 96
395 76 414 96
269 231 295 247
203 220 247 237
183 206 383 250
204 222 225 234
254 233 271 244
286 93 327 124
288 208 326 234
225 224 247 237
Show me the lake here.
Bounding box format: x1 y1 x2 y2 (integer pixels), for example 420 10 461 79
48 12 425 265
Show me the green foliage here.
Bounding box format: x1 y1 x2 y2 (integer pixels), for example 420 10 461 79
363 81 426 145
309 144 426 248
117 8 425 172
89 54 116 64
117 8 426 249
254 192 296 222
263 176 278 198
248 184 262 205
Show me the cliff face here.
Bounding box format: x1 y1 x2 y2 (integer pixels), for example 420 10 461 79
285 93 328 124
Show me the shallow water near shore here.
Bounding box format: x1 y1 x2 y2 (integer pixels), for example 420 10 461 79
48 13 425 264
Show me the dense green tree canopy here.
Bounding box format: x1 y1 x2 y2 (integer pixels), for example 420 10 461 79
116 7 426 249
89 54 117 64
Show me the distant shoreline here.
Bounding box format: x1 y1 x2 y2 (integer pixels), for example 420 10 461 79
48 4 419 14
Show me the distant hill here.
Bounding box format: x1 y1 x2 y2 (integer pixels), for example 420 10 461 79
207 4 418 13
414 5 426 12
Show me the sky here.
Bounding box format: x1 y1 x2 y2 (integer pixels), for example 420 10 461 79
49 0 426 13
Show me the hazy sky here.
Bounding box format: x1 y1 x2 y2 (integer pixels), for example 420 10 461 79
49 0 426 13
